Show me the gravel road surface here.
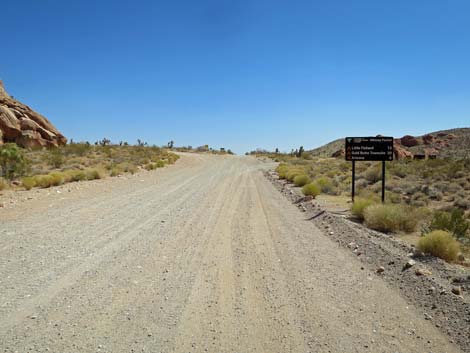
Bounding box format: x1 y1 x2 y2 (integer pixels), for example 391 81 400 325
0 154 463 352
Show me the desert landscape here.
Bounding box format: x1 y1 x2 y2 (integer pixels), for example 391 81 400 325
1 81 469 352
2 1 470 352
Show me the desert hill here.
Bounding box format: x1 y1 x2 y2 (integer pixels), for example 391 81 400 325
0 80 66 148
309 128 470 160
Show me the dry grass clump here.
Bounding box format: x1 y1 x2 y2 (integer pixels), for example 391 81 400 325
0 177 8 190
364 164 382 183
33 174 60 188
293 174 311 187
315 176 335 194
22 177 36 190
364 204 421 233
302 183 321 198
418 230 460 262
351 198 376 221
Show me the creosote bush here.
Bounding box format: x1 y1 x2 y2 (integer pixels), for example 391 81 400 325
424 209 469 242
0 143 29 180
364 204 420 233
315 176 334 194
418 230 460 262
293 174 311 187
302 183 321 198
351 198 375 221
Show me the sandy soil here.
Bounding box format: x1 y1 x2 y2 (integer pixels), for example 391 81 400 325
0 153 464 352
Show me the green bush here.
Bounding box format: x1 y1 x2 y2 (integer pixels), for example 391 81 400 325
49 172 64 186
156 160 165 168
67 170 87 182
351 198 375 221
0 143 29 180
33 175 54 188
315 176 334 194
364 204 420 233
277 165 289 179
22 177 36 190
418 230 460 262
286 168 304 182
302 183 321 198
293 174 311 187
425 209 469 241
46 149 65 168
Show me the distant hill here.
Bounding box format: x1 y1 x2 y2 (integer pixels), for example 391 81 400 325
308 128 470 160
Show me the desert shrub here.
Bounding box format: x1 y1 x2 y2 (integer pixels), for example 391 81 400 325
293 174 311 187
390 163 408 178
418 230 460 262
286 168 305 182
49 172 65 186
302 183 321 198
364 204 420 233
0 143 30 180
276 164 289 179
351 198 375 221
110 167 123 177
33 175 53 188
46 149 65 168
156 160 165 168
64 143 91 156
424 209 470 242
67 170 87 182
315 177 334 194
145 163 156 171
22 177 36 190
364 164 382 183
454 197 470 210
85 169 104 180
0 177 8 190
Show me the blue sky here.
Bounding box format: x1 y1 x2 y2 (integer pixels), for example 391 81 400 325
2 0 470 153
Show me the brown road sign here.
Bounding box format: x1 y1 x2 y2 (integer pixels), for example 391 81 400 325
345 137 394 161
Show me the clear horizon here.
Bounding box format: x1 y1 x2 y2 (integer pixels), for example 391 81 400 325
2 0 470 154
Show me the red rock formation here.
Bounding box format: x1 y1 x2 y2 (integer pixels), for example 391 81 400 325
422 134 434 145
0 80 66 148
400 135 419 147
393 143 413 159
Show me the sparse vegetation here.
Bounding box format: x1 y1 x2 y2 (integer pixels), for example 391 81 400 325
363 204 421 233
351 198 376 221
0 143 30 180
3 142 179 190
0 177 7 190
302 183 321 198
418 230 460 262
423 209 470 243
293 174 311 187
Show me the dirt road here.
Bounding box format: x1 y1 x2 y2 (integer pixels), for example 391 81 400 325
0 154 463 353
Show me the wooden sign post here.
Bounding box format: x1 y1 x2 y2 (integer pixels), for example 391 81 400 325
345 137 394 203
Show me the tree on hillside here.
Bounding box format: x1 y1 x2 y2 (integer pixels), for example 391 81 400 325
167 140 174 149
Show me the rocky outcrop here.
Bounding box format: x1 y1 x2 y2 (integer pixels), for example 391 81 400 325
422 134 434 145
400 135 419 147
393 142 413 159
0 80 66 148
